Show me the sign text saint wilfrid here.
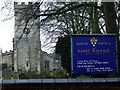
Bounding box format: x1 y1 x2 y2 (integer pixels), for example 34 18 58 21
71 35 117 75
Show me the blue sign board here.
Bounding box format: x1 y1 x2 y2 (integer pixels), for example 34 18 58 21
71 35 117 75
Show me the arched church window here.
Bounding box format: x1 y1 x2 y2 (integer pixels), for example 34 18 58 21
26 62 29 67
45 61 49 68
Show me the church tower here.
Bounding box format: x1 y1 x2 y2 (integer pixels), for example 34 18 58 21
14 2 41 72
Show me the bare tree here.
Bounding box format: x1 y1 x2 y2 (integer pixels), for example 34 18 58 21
1 1 120 53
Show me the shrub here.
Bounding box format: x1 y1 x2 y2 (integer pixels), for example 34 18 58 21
52 69 68 78
40 69 51 78
3 71 13 79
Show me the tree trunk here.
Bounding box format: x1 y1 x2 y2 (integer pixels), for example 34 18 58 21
103 2 118 34
103 2 119 77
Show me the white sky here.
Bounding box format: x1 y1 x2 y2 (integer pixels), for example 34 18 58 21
0 0 110 53
0 0 40 53
0 0 14 53
0 0 55 54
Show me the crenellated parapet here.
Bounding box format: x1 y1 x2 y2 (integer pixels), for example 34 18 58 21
14 1 40 26
14 2 32 7
14 2 33 15
14 2 40 9
2 50 13 56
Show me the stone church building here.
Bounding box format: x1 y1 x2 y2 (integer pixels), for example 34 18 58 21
0 2 61 73
13 2 54 72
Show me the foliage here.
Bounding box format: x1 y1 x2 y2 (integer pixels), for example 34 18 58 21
52 69 68 78
2 71 13 79
2 71 19 79
77 75 91 78
1 1 119 51
39 69 51 78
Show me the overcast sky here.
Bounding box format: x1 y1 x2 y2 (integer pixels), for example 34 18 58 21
0 0 55 54
0 0 116 53
0 0 40 53
0 0 14 53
